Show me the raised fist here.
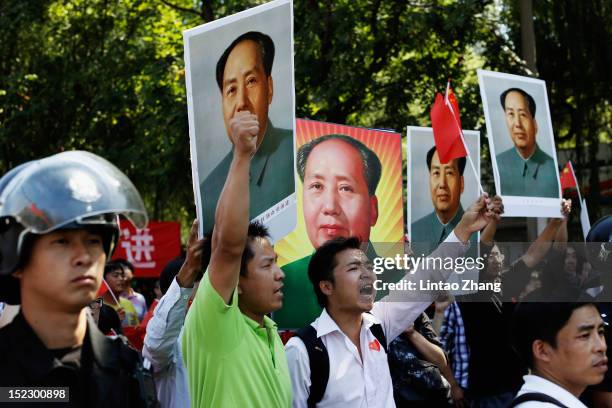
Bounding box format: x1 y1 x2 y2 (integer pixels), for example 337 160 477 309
229 111 259 157
561 198 572 219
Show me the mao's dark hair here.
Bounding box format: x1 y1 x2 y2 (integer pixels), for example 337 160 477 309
297 134 381 196
426 146 466 175
500 87 536 117
216 31 275 91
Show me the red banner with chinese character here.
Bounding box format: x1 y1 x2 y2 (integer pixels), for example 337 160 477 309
111 220 182 278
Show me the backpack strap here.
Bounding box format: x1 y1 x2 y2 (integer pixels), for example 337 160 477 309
509 392 569 408
369 323 388 353
296 321 388 407
296 325 329 408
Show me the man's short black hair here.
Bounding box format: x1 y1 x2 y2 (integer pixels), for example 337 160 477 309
296 134 382 196
159 256 184 296
511 301 598 368
500 87 537 117
115 258 135 274
240 221 271 277
215 31 275 91
308 236 361 308
104 260 124 278
426 146 466 175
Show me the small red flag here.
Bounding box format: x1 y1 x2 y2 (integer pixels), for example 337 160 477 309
560 162 577 190
369 339 381 352
430 91 467 164
447 86 462 130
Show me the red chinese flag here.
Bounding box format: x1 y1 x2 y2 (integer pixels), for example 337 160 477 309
559 162 577 190
430 93 467 164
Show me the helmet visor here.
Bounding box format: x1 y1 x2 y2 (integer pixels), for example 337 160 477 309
0 151 147 233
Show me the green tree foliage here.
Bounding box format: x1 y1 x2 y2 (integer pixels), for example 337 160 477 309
0 0 198 224
499 0 612 218
295 0 489 130
1 0 609 233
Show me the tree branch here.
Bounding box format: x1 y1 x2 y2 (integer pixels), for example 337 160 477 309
159 0 201 17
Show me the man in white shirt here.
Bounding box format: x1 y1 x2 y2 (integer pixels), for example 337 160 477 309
143 220 209 408
511 302 608 407
286 194 502 408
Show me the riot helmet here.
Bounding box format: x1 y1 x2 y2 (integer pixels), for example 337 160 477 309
0 151 148 304
586 215 612 274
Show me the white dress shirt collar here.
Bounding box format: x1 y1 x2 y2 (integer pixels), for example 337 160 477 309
516 374 587 407
314 308 381 339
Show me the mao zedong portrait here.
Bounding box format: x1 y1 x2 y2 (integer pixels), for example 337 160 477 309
200 31 294 232
495 88 558 198
412 146 476 255
276 134 381 327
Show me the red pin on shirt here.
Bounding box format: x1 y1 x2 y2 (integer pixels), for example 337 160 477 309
369 339 381 352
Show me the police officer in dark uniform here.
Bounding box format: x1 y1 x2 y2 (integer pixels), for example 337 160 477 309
0 151 157 407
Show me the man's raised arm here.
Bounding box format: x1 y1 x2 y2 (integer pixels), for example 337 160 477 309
453 193 503 244
522 199 571 268
552 199 571 253
374 194 504 342
208 111 259 303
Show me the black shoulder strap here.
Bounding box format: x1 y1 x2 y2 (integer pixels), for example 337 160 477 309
369 323 388 353
296 322 388 407
509 392 569 408
117 336 158 408
296 325 329 408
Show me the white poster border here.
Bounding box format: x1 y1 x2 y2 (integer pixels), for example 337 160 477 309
183 0 297 241
477 69 562 218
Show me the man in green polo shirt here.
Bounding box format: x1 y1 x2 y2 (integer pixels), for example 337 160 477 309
495 87 559 198
182 110 292 408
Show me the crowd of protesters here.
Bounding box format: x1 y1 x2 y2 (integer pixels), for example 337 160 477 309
0 129 610 408
0 63 609 408
2 13 611 408
0 62 611 408
0 39 611 408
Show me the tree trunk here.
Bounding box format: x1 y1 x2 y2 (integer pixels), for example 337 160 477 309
519 0 537 74
520 0 542 237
